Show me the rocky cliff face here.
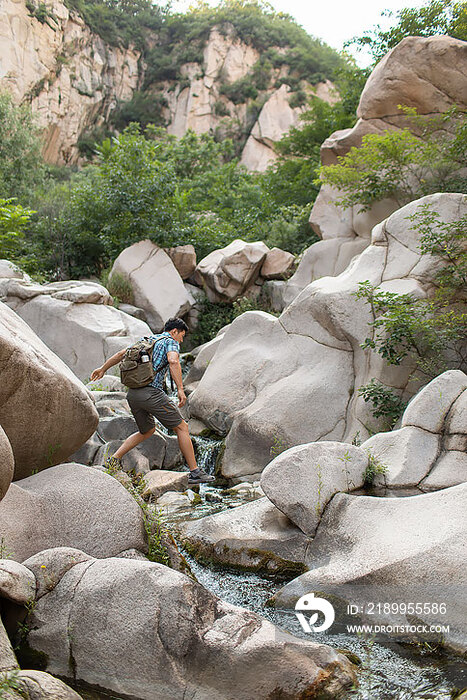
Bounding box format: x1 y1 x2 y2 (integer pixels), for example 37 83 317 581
0 0 140 164
0 2 335 167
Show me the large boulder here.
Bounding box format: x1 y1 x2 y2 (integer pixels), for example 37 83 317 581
260 247 295 280
276 36 467 309
272 483 467 653
0 277 112 304
23 553 355 699
357 36 467 119
194 239 269 303
165 244 197 280
261 443 368 536
188 194 467 481
4 288 151 382
110 240 194 331
0 463 147 562
179 497 310 574
362 370 467 488
5 670 83 699
0 302 98 478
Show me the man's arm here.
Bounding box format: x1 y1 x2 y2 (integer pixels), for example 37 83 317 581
167 350 186 407
90 348 127 382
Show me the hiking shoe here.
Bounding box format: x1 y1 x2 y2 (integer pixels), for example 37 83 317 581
104 455 122 472
188 468 215 484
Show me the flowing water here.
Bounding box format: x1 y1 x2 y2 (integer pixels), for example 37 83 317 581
171 438 466 700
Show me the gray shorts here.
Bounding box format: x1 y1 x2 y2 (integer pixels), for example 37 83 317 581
127 386 183 434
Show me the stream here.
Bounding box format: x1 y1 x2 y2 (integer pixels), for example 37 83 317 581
170 438 466 700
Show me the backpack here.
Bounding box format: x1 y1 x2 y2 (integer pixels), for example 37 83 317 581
120 336 168 389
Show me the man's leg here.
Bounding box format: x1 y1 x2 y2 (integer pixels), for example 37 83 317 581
113 427 156 459
173 421 198 471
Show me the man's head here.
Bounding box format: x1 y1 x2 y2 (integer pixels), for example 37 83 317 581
164 317 188 343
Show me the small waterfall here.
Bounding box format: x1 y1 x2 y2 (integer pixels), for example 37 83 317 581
192 435 224 475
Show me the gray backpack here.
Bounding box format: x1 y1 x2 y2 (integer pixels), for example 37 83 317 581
120 336 168 389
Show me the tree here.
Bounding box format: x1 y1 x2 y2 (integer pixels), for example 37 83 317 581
356 203 467 426
0 92 45 202
317 107 467 211
348 0 467 63
0 199 35 260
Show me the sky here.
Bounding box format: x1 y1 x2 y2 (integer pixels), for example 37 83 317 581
171 0 428 66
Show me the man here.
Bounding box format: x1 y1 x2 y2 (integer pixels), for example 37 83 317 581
90 317 215 484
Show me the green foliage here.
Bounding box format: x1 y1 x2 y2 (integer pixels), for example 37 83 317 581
103 269 134 305
0 670 23 696
358 379 407 429
355 203 466 427
348 0 467 63
111 92 168 132
104 461 171 566
63 0 165 49
0 91 45 202
318 107 467 210
26 0 58 27
189 298 235 348
77 124 115 158
363 450 388 486
355 280 467 378
0 199 35 261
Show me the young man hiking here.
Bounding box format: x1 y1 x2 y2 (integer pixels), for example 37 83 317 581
90 317 214 485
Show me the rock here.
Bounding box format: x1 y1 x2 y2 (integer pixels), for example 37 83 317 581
12 670 83 699
179 497 310 574
0 0 140 165
110 240 194 331
0 560 36 604
0 302 98 478
22 547 92 599
358 36 467 120
4 293 151 382
273 36 467 310
189 194 467 480
260 247 295 280
362 427 440 488
187 418 210 436
359 371 467 488
277 235 369 309
224 482 264 499
240 85 306 171
155 491 192 513
0 425 14 502
272 484 467 653
85 373 126 392
184 333 225 393
0 617 18 672
0 259 31 281
117 303 148 322
93 418 182 470
141 470 189 499
0 463 147 562
261 443 368 536
194 239 269 303
25 553 355 697
166 244 197 280
420 451 467 490
448 387 467 434
0 278 112 304
401 370 467 432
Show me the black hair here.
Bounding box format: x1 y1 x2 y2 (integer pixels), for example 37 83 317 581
164 317 188 333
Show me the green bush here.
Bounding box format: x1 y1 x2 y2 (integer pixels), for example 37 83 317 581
355 203 467 426
317 107 467 210
358 379 407 429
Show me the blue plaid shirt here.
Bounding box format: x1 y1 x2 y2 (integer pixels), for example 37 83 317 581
146 332 180 389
